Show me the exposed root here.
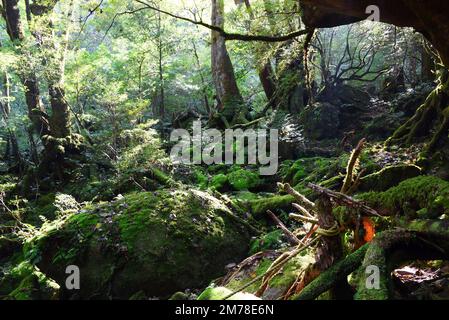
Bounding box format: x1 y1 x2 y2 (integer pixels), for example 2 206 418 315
355 224 449 300
341 138 366 194
292 243 369 300
386 69 449 153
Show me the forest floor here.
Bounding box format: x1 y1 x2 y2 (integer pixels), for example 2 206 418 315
1 81 449 301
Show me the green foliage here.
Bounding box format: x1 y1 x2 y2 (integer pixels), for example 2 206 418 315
194 169 209 190
116 121 167 172
0 260 59 300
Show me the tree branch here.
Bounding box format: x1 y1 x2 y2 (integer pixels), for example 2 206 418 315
134 0 311 42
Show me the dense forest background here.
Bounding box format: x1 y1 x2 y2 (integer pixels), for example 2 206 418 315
1 0 449 301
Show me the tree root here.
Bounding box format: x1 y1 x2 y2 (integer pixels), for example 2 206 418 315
290 219 449 300
386 69 449 152
292 243 369 300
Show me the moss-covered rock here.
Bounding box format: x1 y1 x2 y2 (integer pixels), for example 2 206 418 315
26 189 251 299
358 164 422 192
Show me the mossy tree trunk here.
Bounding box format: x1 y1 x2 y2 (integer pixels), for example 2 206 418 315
355 223 449 300
1 0 51 138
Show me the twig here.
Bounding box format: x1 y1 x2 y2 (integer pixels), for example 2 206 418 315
289 213 318 224
223 236 320 300
292 203 315 218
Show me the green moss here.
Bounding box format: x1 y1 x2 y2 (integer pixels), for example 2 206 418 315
354 231 407 300
194 169 209 190
210 174 228 191
28 189 251 299
197 286 260 300
357 176 449 218
169 291 188 300
249 230 283 255
249 194 294 217
0 261 59 300
227 169 261 191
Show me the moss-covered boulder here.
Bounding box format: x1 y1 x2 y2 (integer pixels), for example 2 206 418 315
26 189 251 299
358 164 422 192
227 169 262 191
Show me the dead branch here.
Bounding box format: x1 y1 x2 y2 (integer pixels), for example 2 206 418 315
341 138 366 194
277 183 316 211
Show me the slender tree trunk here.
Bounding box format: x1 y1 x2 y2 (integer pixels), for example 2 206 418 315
1 0 51 137
1 71 22 170
421 42 435 82
157 10 165 118
192 40 211 116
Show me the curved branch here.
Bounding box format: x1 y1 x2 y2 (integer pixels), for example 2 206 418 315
134 0 311 42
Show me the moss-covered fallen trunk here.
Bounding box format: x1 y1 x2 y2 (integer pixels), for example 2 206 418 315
357 176 449 218
23 189 252 299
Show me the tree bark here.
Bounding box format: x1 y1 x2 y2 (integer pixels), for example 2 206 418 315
211 0 245 126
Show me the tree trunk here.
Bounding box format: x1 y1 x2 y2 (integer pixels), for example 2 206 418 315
314 196 352 299
243 0 278 110
1 0 51 137
48 84 71 138
211 0 245 126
